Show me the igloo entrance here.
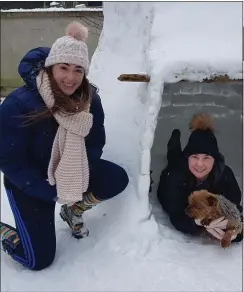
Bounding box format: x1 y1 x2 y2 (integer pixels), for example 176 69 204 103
149 79 243 229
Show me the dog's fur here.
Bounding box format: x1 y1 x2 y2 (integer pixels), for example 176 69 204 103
185 190 243 248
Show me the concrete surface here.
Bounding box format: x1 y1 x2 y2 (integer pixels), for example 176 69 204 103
0 11 103 96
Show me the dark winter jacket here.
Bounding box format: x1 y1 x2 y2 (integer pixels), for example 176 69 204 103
0 47 106 202
157 155 243 243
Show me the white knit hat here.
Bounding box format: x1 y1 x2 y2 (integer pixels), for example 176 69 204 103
45 21 89 74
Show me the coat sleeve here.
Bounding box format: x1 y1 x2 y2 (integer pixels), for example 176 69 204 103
222 166 243 243
222 166 242 206
0 98 57 202
157 168 203 235
85 87 106 171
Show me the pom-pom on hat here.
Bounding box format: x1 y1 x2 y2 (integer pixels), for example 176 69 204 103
45 21 89 74
183 113 220 159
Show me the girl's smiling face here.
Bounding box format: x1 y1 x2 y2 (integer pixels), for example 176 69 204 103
52 63 84 95
188 154 214 180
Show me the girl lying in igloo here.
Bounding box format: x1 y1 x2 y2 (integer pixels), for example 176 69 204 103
157 113 243 246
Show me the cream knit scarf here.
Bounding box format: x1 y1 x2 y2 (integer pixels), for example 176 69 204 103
36 70 93 204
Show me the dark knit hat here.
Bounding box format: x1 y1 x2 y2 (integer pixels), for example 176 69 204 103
183 113 219 158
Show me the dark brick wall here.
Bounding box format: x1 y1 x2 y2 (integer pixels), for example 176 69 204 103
0 1 46 9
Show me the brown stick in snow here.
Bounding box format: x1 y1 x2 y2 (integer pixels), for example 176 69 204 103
117 74 150 83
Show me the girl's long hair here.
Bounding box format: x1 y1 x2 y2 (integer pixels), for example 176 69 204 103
22 66 91 126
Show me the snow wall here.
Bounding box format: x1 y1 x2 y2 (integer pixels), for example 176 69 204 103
88 2 243 235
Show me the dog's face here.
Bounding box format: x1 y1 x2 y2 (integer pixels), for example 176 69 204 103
185 190 218 219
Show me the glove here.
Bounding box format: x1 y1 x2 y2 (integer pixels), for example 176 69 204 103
195 217 237 241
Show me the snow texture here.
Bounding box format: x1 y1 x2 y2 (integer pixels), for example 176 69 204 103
50 2 60 7
1 2 243 292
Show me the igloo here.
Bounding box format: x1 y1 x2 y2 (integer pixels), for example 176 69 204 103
89 2 243 231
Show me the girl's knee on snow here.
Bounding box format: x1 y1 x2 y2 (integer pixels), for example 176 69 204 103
30 250 56 271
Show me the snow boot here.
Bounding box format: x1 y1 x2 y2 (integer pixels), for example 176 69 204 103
60 192 102 239
59 204 89 239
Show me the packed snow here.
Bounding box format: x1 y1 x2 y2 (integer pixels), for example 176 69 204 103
50 2 60 7
1 2 243 292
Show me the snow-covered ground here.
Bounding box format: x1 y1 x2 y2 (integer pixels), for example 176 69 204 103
1 2 243 292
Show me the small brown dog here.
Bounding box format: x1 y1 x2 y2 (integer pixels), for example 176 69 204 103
185 190 243 248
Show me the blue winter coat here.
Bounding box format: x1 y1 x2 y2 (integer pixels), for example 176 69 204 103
0 47 106 202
